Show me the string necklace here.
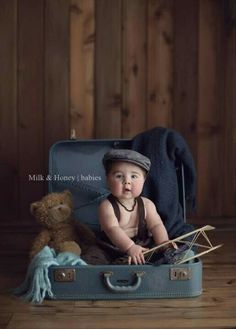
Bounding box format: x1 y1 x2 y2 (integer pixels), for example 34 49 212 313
116 198 137 212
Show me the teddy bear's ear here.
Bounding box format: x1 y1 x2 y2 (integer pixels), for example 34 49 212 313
63 190 72 197
30 201 40 215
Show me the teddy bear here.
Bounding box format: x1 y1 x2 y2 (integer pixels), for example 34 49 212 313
30 189 110 265
30 190 94 259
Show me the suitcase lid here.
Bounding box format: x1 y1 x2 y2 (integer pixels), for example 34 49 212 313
48 139 131 232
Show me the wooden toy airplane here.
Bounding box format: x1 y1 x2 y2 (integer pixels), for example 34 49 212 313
143 225 222 264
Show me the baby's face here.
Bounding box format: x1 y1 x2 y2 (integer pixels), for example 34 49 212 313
106 161 146 200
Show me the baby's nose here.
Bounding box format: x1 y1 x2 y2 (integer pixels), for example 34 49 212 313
123 179 131 185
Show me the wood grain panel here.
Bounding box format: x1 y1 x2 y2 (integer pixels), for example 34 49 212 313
44 0 70 158
197 0 224 217
0 0 18 221
122 0 147 138
147 0 174 129
0 0 235 230
5 314 236 329
173 0 199 161
95 0 122 138
70 0 95 138
18 0 45 222
223 0 236 216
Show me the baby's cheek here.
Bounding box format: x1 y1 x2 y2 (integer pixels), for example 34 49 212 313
109 182 121 195
132 183 144 196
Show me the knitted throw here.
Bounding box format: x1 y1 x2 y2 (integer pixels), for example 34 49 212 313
12 246 87 304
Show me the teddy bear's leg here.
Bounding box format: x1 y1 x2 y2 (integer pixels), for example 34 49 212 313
57 241 81 256
30 230 51 259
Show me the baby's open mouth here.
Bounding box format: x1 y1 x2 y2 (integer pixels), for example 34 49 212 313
124 188 131 192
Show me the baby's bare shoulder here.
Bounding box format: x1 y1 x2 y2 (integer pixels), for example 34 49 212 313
99 198 119 229
100 198 110 207
141 196 155 208
99 198 113 212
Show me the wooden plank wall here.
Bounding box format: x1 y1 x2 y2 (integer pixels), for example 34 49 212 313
0 0 235 253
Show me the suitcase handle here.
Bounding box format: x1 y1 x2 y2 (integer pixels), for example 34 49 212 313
103 271 145 293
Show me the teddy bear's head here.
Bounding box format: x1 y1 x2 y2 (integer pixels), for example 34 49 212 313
30 190 73 228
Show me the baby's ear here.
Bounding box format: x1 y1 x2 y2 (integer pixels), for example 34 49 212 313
142 170 148 180
30 201 41 215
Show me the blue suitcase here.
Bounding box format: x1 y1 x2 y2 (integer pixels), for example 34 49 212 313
47 138 202 299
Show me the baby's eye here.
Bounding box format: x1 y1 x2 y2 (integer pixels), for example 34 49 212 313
131 174 138 179
114 174 123 179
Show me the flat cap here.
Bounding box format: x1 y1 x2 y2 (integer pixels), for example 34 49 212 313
103 148 151 173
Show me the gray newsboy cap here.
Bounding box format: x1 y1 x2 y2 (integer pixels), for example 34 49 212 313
103 149 151 173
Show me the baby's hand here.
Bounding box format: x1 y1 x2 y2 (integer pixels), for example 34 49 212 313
127 244 149 265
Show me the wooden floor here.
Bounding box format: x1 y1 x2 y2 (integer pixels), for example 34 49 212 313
0 219 235 329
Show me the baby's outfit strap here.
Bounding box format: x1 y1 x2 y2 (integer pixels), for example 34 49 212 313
136 197 148 241
107 194 120 221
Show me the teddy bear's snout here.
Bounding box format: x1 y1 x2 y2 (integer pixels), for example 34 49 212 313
54 204 68 212
50 204 71 220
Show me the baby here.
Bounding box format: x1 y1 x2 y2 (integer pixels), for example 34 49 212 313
98 149 170 265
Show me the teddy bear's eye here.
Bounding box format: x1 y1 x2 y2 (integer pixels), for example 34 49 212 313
60 201 63 205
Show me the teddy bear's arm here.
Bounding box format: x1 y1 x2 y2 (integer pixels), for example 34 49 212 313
30 229 51 259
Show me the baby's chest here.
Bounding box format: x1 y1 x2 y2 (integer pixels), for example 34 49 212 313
119 210 139 229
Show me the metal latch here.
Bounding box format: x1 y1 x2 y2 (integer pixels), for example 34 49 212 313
54 268 76 282
170 268 191 281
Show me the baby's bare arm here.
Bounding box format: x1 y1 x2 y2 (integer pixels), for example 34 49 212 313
143 198 169 245
105 226 134 252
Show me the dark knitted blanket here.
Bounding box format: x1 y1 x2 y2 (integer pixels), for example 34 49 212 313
131 127 196 239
